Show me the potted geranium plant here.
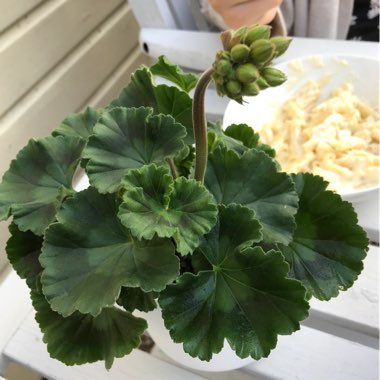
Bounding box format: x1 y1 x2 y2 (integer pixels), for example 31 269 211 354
0 25 368 371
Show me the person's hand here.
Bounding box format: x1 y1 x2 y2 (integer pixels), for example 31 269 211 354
209 0 283 28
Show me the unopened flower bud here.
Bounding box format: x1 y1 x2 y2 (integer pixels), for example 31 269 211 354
270 36 292 57
261 67 287 87
255 76 270 89
243 82 260 96
220 30 233 51
231 44 250 62
236 63 259 83
249 39 275 65
226 80 242 95
244 25 271 46
215 58 232 76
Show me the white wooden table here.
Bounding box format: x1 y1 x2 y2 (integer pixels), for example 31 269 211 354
0 37 379 379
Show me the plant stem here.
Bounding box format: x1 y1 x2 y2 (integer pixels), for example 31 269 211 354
167 158 177 178
193 67 214 183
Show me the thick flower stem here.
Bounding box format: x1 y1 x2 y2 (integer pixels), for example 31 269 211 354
193 67 214 183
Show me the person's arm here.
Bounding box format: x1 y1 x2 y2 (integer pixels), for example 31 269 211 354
208 0 283 28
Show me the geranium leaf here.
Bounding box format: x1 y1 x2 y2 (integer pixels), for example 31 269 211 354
32 290 147 369
278 173 368 300
224 124 276 158
0 136 85 235
40 187 179 317
53 107 99 140
205 148 298 244
117 287 158 313
118 164 218 255
207 121 247 154
83 107 186 193
110 67 193 144
224 123 260 149
6 223 43 288
150 55 199 92
159 205 309 361
173 145 195 178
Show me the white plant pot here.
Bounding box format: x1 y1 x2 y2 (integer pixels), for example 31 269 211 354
136 308 253 372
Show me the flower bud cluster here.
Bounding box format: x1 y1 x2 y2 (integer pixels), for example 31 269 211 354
212 25 291 103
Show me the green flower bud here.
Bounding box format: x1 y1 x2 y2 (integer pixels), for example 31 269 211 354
231 44 250 63
255 76 270 89
236 63 259 83
270 36 292 57
226 80 242 95
261 67 287 87
215 58 232 76
244 25 271 46
233 26 249 39
243 82 260 96
249 39 275 65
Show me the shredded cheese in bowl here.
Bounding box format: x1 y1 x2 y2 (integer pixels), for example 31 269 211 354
260 80 380 193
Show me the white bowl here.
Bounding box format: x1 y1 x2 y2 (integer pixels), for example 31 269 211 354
222 54 380 207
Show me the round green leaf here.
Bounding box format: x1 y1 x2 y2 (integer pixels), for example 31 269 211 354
40 187 179 317
224 123 260 149
119 164 218 255
6 223 43 288
117 287 158 313
32 290 147 369
205 148 298 244
53 107 99 140
83 107 186 193
0 136 85 235
110 67 193 144
150 56 199 92
278 173 369 300
159 205 309 361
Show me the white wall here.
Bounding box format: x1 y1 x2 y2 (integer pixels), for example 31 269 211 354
0 0 150 273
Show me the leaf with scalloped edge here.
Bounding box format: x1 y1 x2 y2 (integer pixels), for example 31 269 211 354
117 287 158 313
40 187 179 317
151 55 199 92
118 164 218 255
83 107 186 193
159 204 309 361
278 173 368 300
204 147 298 244
6 223 43 289
0 136 85 235
224 123 276 158
207 121 247 154
53 107 99 140
110 67 193 144
32 290 147 369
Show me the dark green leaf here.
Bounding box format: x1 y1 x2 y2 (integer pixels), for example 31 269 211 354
53 107 99 140
110 67 193 144
173 145 195 178
117 287 158 313
278 173 368 300
224 123 260 148
118 164 218 255
40 187 179 317
0 136 85 235
207 121 247 154
83 107 186 193
150 55 199 92
224 124 276 158
159 205 308 361
205 148 298 244
6 223 43 288
32 290 147 369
